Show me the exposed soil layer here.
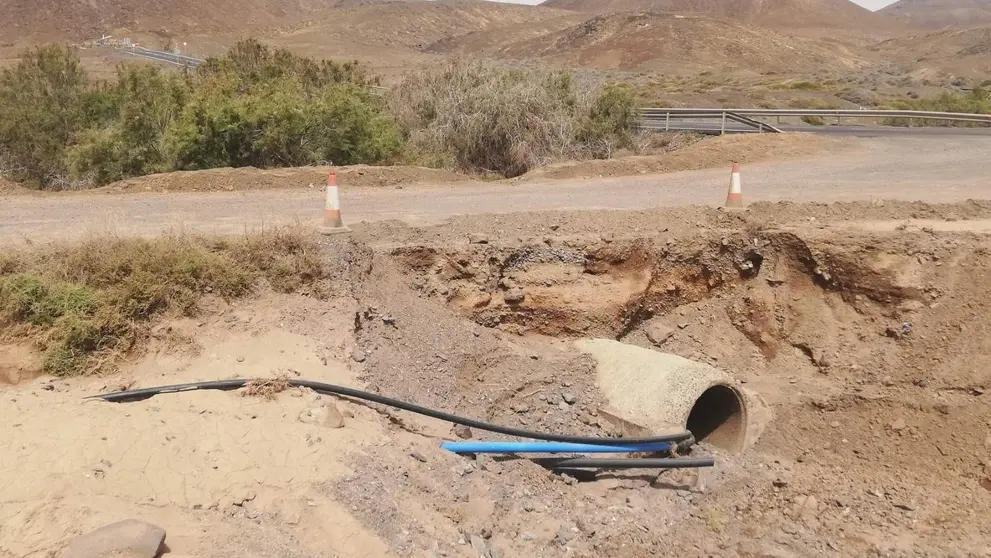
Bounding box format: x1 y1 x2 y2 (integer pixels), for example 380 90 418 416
3 200 991 557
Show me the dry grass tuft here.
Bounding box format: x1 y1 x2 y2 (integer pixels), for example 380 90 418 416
0 226 328 376
241 376 291 400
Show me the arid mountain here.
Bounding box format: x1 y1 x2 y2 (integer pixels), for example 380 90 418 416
0 0 390 41
874 24 991 75
539 0 900 32
428 11 870 73
880 0 991 29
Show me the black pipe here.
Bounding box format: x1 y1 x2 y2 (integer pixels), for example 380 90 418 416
87 379 695 445
532 457 715 469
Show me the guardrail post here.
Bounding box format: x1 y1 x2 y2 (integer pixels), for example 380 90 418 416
665 112 670 132
720 112 727 135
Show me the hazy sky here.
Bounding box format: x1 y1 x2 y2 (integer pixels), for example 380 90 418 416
494 0 900 11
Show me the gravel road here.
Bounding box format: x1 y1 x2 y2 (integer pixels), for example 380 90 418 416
1 136 989 243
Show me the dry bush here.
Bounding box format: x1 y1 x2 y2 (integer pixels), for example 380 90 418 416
0 227 328 375
388 59 638 178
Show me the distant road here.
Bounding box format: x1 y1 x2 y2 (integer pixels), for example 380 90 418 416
2 136 989 244
642 120 991 137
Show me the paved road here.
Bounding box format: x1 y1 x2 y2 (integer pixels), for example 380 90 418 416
1 137 989 243
643 121 991 137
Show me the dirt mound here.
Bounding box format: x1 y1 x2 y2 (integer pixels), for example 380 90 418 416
0 177 28 195
539 0 899 32
521 133 832 181
0 0 393 41
433 12 869 73
98 164 468 193
880 0 991 28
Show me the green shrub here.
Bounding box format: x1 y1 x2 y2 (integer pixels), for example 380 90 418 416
0 44 88 188
882 88 990 126
0 227 329 375
389 59 639 177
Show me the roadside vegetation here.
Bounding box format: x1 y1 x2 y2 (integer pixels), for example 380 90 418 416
0 228 327 375
0 41 639 190
882 87 991 126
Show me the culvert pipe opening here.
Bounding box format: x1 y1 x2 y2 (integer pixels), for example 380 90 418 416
686 384 746 453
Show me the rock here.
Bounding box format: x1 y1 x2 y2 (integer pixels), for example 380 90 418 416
562 393 577 405
454 462 475 476
410 451 428 463
554 525 577 545
351 348 366 363
453 424 473 439
558 402 570 412
645 321 675 346
470 534 489 555
469 233 489 245
61 519 166 558
381 315 396 326
504 288 526 304
511 404 530 414
890 418 907 432
793 495 819 520
298 404 345 429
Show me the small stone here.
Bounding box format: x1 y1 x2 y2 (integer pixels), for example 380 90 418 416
773 478 789 488
453 424 473 439
523 501 537 512
890 418 907 432
236 356 245 363
562 393 577 405
469 233 489 244
480 527 493 539
558 401 569 412
61 519 166 558
645 321 675 346
830 421 840 428
512 404 530 413
470 535 488 554
504 288 526 304
554 526 577 544
298 404 345 429
455 462 475 476
678 322 690 330
893 502 915 512
381 315 396 326
520 532 537 541
351 348 366 363
410 451 428 463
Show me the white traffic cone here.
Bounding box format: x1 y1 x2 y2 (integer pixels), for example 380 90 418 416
319 171 351 235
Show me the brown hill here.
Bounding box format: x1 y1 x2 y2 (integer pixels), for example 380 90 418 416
880 0 991 29
539 0 900 32
428 11 870 73
874 24 991 75
0 0 389 41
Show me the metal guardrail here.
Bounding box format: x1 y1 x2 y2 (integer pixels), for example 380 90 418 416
640 108 991 134
123 47 205 68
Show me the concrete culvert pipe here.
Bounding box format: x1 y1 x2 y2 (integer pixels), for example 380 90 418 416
576 339 769 453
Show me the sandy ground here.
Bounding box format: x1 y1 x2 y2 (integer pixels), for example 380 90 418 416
0 136 987 244
3 199 991 557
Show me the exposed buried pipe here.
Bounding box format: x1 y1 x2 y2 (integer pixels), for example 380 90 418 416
577 339 767 453
87 378 695 445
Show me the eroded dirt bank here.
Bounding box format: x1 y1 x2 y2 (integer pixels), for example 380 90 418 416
2 200 991 557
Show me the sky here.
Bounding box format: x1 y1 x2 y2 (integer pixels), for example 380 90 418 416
491 0 901 10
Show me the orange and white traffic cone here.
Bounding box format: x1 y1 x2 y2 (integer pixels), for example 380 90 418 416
320 171 351 235
724 161 745 210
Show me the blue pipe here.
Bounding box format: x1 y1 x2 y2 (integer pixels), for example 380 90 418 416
440 440 672 454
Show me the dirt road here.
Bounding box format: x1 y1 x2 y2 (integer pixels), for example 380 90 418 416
1 136 988 242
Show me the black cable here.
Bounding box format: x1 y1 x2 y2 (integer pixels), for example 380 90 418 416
87 378 695 445
531 457 715 469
